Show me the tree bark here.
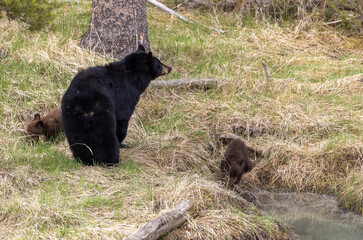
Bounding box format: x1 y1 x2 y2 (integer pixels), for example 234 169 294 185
80 0 150 59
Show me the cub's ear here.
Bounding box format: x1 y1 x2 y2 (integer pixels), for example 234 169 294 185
33 113 41 120
36 120 44 127
138 44 146 52
148 52 153 60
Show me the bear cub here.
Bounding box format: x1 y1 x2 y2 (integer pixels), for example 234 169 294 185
61 45 171 166
26 108 62 141
220 138 253 185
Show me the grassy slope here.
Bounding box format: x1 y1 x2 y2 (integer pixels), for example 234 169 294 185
0 0 362 239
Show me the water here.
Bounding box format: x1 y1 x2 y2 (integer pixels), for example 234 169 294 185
253 191 363 240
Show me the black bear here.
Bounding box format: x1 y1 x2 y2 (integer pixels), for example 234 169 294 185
61 45 171 166
220 138 253 185
27 108 62 141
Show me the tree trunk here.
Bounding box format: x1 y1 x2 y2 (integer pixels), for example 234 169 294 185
80 0 150 59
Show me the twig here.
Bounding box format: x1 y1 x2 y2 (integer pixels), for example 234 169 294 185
261 61 271 81
147 0 226 33
148 0 193 23
323 20 343 25
125 199 194 240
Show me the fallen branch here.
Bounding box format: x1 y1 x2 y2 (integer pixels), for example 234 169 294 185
125 199 194 240
148 0 193 23
147 0 226 33
214 133 263 156
338 73 363 82
323 20 343 25
151 78 218 89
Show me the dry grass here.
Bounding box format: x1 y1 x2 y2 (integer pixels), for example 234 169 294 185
0 0 362 239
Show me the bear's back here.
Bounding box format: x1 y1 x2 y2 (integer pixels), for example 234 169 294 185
70 66 111 91
42 108 62 138
224 138 249 164
43 108 62 126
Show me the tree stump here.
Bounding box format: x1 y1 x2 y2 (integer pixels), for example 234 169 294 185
80 0 150 59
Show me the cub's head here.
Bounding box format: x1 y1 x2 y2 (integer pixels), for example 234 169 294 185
220 159 243 185
126 44 172 79
26 113 44 139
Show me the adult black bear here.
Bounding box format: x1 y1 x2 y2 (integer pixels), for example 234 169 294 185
220 138 253 185
61 45 171 166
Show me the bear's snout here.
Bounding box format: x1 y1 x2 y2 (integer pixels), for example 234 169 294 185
161 64 172 75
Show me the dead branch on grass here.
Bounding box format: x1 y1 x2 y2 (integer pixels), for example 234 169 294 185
151 78 218 89
125 199 194 240
147 0 226 33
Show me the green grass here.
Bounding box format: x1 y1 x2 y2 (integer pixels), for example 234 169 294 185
0 0 363 239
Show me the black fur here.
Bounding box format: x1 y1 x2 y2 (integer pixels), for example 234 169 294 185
61 45 171 166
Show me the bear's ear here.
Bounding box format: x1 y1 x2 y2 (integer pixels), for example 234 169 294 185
148 52 153 60
33 113 41 120
138 44 146 52
36 120 44 128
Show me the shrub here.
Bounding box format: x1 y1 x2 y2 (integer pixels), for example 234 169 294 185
0 0 61 30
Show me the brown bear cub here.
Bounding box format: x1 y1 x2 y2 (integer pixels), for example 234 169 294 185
220 138 253 185
26 108 62 141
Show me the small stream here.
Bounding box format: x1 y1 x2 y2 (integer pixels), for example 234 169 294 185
253 191 363 240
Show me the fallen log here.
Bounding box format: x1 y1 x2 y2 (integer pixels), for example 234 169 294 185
125 199 194 240
151 78 218 89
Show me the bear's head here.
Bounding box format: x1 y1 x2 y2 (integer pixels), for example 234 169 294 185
26 113 44 139
126 44 172 79
221 158 246 185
